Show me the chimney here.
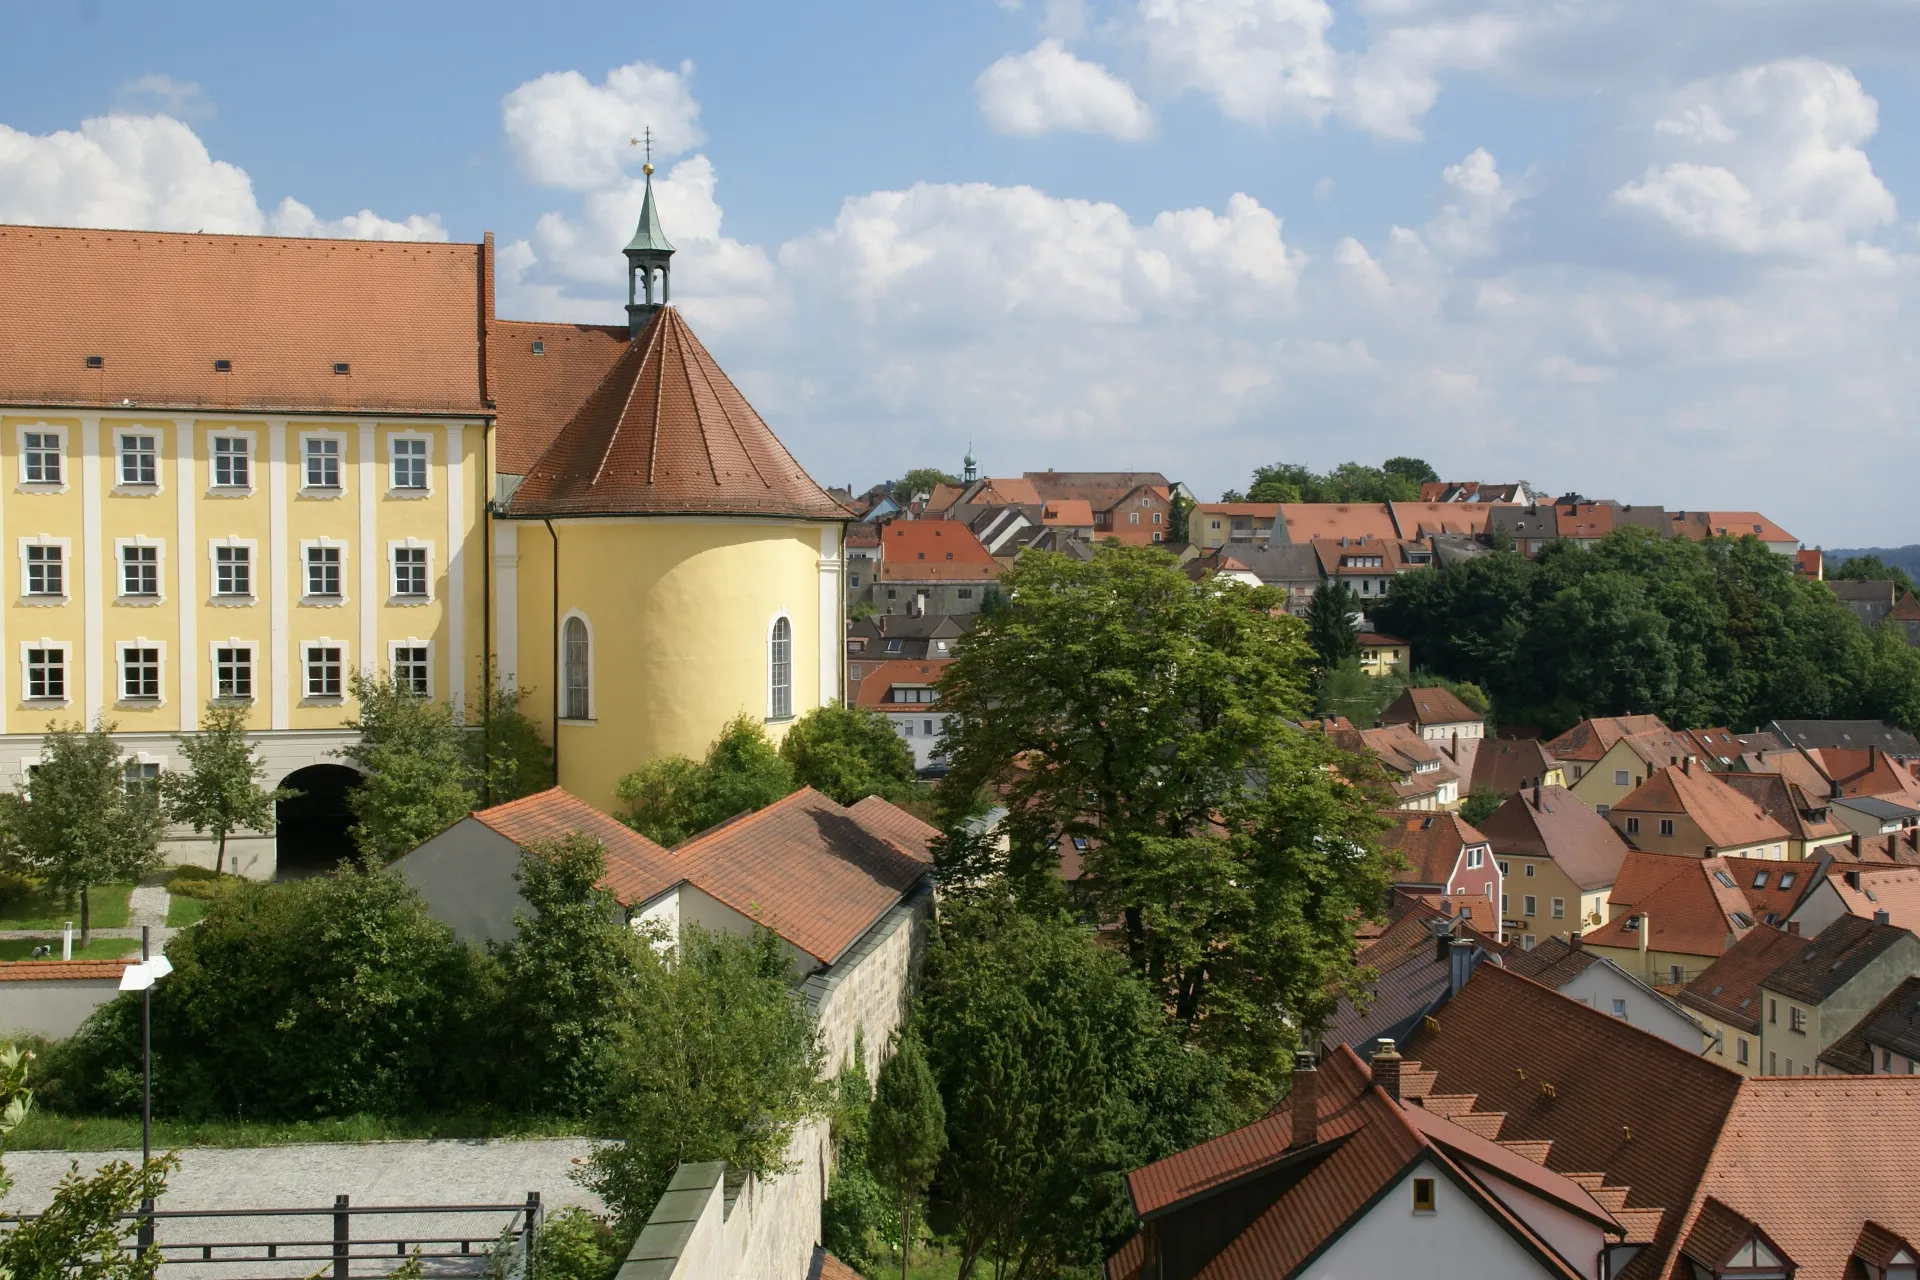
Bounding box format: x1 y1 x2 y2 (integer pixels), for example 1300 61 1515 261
1874 909 1891 925
1851 833 1862 858
1787 921 1801 936
1533 784 1542 810
1288 1052 1320 1148
1682 757 1691 776
1568 932 1583 951
1371 1039 1403 1101
1431 917 1453 965
1448 937 1475 999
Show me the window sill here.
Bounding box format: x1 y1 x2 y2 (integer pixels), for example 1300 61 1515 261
209 595 257 608
387 595 433 607
206 486 256 499
211 696 255 707
116 698 164 709
112 484 162 497
18 595 68 607
299 596 349 608
764 715 795 725
558 716 596 725
114 595 164 607
16 483 68 495
20 698 70 709
298 486 346 500
300 696 346 707
386 488 433 500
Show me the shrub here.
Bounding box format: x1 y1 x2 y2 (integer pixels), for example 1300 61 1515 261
617 716 795 846
779 703 918 806
536 1208 617 1280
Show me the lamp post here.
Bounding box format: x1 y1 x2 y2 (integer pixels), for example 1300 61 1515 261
118 926 171 1251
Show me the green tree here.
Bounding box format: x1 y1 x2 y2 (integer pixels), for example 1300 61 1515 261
821 1044 894 1278
894 468 961 501
936 547 1394 1101
1305 581 1362 671
1383 456 1440 488
162 702 295 877
1244 462 1314 503
1315 658 1398 727
339 672 476 862
618 715 795 845
584 925 829 1232
1167 492 1197 544
1832 553 1917 596
493 834 645 1115
869 1032 945 1280
468 677 554 806
1460 788 1503 826
0 719 168 944
534 1208 617 1280
779 703 917 805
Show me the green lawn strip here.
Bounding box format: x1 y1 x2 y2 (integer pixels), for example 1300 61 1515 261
165 897 208 928
0 884 135 930
904 1251 967 1280
0 937 139 962
6 1111 595 1151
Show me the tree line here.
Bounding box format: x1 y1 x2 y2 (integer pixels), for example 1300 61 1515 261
1221 456 1442 504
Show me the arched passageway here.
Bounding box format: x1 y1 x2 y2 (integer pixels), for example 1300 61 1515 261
274 764 363 880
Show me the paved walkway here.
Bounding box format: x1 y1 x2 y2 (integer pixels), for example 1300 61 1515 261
0 885 175 952
0 1138 606 1279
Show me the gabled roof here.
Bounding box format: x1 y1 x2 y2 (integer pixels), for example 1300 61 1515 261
880 520 998 566
502 307 846 520
970 476 1044 506
1818 976 1920 1073
851 659 950 709
1612 765 1791 851
1675 924 1807 1033
1501 935 1603 989
1768 720 1920 757
846 795 940 862
1716 854 1825 925
1583 852 1758 960
1757 913 1912 1005
1474 786 1629 891
1699 510 1797 543
1376 811 1490 885
1386 501 1508 538
1816 865 1920 933
1278 503 1399 544
1715 773 1848 847
1470 738 1560 795
672 787 930 964
472 786 679 907
1545 716 1670 764
0 958 135 981
1377 686 1481 730
1022 471 1168 513
489 320 630 473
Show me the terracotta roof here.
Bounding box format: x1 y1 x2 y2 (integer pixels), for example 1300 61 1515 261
1403 964 1745 1280
0 958 134 981
1474 786 1629 891
1700 511 1797 544
1819 864 1920 932
1470 738 1560 795
502 307 847 520
1715 854 1825 925
1806 746 1920 804
1377 685 1480 729
1545 716 1669 764
1679 727 1743 764
846 794 940 862
1673 1075 1920 1280
1386 501 1508 538
1023 471 1169 513
1278 503 1399 544
1893 591 1920 622
0 224 489 415
1758 913 1911 1005
1555 502 1615 539
1612 727 1701 772
1501 935 1603 989
1818 976 1920 1073
1584 851 1761 960
880 520 998 565
472 786 679 907
1041 499 1094 526
1376 811 1489 885
1675 924 1807 1033
922 482 966 513
1193 502 1282 517
851 659 950 709
1715 774 1848 847
1612 765 1791 851
673 788 929 964
488 320 628 473
972 477 1044 506
808 1248 869 1280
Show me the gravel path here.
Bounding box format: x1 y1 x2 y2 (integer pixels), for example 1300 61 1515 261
0 1138 605 1279
0 885 174 950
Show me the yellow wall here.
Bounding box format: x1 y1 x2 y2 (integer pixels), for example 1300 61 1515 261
1568 739 1655 813
1584 942 1713 987
1693 1010 1759 1075
1495 851 1593 945
515 516 839 813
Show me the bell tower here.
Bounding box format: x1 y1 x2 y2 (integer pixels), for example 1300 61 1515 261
624 131 675 337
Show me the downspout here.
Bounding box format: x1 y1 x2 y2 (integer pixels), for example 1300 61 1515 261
481 423 494 806
545 518 560 787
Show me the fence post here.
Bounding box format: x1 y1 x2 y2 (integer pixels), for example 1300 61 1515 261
333 1194 350 1280
523 1192 541 1280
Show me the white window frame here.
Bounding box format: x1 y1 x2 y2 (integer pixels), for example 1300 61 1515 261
207 430 257 494
387 538 434 604
18 537 71 604
116 638 166 705
208 537 258 605
20 640 71 704
114 536 166 605
115 427 163 492
767 610 794 722
389 639 432 699
299 538 349 606
386 431 433 497
208 640 256 703
558 609 594 722
298 428 348 496
301 639 348 703
17 424 68 491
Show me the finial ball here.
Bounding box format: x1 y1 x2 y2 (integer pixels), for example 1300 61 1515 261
643 163 655 176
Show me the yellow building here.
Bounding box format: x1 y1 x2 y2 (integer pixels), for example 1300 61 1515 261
1356 632 1410 678
1566 726 1696 815
1606 763 1793 860
0 171 846 874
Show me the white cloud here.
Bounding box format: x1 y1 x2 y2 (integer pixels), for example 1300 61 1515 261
501 60 703 192
975 39 1154 139
114 74 214 121
0 112 446 242
1133 0 1339 126
1612 59 1896 257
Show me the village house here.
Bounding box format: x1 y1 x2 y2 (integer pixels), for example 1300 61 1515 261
1715 771 1853 861
1328 722 1461 810
851 658 951 773
1791 864 1920 936
1818 975 1920 1075
1356 631 1410 678
869 519 1000 617
1502 934 1707 1052
1566 726 1699 815
1475 785 1629 947
1606 762 1793 860
1320 901 1501 1057
1676 924 1811 1075
1469 737 1565 798
1375 811 1501 914
1377 685 1485 743
1582 851 1769 987
1024 471 1178 546
1543 715 1671 785
1753 914 1920 1077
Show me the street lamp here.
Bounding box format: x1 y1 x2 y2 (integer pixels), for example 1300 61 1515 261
118 926 171 1249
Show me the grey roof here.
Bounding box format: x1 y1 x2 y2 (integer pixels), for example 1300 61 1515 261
1818 976 1920 1073
1607 504 1672 533
1218 542 1323 586
1832 794 1920 821
1768 720 1920 756
1759 914 1913 1005
1827 580 1897 603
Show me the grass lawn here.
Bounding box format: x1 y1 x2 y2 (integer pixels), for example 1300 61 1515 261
6 1111 595 1151
0 883 134 930
165 896 208 927
0 937 138 962
906 1253 967 1280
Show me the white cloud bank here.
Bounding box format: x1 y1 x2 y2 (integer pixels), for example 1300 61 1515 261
975 39 1155 139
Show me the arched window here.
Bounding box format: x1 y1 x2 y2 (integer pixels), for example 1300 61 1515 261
769 615 793 720
563 616 590 720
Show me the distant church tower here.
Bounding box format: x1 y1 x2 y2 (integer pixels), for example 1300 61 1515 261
963 443 979 483
624 155 675 336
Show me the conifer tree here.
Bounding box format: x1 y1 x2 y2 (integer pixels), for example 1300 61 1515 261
868 1031 945 1280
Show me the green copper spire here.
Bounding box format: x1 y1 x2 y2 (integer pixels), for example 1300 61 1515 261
624 144 676 336
624 170 676 255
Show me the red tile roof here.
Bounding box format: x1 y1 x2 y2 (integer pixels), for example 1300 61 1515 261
0 958 134 981
1376 811 1489 885
1386 501 1510 538
472 787 679 907
488 320 628 473
1700 511 1797 544
502 307 846 520
1474 786 1629 891
673 787 929 964
1555 502 1615 539
1759 913 1911 1005
1377 685 1481 729
810 1248 869 1280
1042 499 1094 526
1715 774 1848 847
1583 852 1758 960
1278 503 1399 544
1024 471 1169 513
1545 716 1669 764
880 520 998 565
846 794 940 862
0 225 491 416
1612 765 1791 851
971 477 1043 506
1675 924 1806 1032
1715 854 1825 925
1813 865 1920 933
850 659 950 709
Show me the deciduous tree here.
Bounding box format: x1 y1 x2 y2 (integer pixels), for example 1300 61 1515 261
779 702 917 805
618 715 795 845
162 702 294 877
339 672 476 862
1305 581 1361 671
869 1032 944 1280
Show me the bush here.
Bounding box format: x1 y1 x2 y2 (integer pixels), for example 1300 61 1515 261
164 867 239 901
779 703 918 806
617 717 795 846
536 1208 617 1280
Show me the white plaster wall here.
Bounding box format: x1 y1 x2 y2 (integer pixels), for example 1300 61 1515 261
887 709 949 772
1298 1160 1564 1280
1556 963 1707 1054
0 978 124 1038
672 883 822 978
1788 880 1849 938
1477 1170 1608 1280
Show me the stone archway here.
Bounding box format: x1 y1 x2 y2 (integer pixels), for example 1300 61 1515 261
274 764 363 880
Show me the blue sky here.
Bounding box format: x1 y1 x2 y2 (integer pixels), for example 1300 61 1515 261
5 0 1920 544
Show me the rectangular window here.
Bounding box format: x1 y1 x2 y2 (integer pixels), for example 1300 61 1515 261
1669 964 1685 984
1790 1006 1807 1034
957 587 974 600
212 437 250 488
214 545 251 597
391 438 428 490
1626 816 1640 834
1524 863 1535 876
1498 861 1509 875
23 432 61 484
392 547 428 597
1737 1038 1749 1065
1612 999 1627 1018
1523 934 1537 950
1769 999 1777 1024
121 760 160 797
121 646 160 700
121 545 159 597
1551 898 1565 919
1501 893 1509 913
305 646 343 699
304 436 341 489
306 546 342 598
119 433 157 485
215 647 253 700
25 545 63 597
1467 848 1482 868
1411 1178 1435 1213
923 719 934 735
1659 818 1675 836
394 646 429 697
26 648 65 700
1614 768 1630 786
1523 895 1537 916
